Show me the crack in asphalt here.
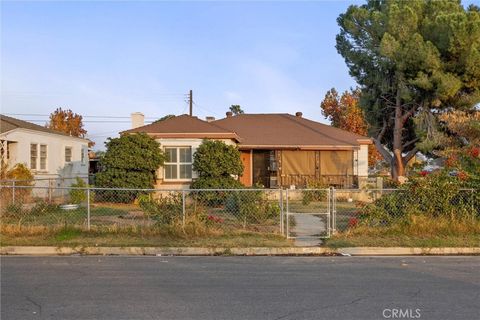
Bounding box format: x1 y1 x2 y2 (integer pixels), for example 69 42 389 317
25 295 42 315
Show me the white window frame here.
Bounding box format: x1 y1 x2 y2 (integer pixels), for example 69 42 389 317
65 146 72 163
30 143 38 170
39 144 47 171
163 146 193 182
81 146 87 165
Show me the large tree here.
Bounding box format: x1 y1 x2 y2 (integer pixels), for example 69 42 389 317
47 108 87 138
336 0 480 180
321 88 382 166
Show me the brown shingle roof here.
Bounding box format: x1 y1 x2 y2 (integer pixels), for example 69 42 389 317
213 114 371 149
122 114 241 140
0 114 87 140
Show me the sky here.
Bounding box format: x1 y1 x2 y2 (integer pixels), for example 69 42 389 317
1 0 478 149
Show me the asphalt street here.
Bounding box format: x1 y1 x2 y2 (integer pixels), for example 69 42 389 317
1 256 479 320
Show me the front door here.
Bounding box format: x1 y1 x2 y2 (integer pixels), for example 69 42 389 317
252 150 270 187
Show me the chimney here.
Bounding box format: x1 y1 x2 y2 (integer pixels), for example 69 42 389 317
295 112 303 118
206 116 215 122
226 111 233 118
131 112 145 129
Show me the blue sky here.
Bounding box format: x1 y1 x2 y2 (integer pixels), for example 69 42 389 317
1 0 477 149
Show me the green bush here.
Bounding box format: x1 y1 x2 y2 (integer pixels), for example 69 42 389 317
69 177 94 204
138 193 182 225
190 139 245 205
301 180 329 205
361 169 479 226
192 139 244 178
225 190 280 225
96 133 165 203
29 200 59 216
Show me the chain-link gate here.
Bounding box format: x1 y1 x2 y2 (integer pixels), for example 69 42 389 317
285 188 332 239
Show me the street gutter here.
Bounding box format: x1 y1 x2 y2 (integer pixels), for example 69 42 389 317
1 246 480 256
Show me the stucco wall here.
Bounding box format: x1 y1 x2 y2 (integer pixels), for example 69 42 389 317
154 138 236 189
1 128 89 181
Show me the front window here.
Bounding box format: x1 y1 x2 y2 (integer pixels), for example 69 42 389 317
30 144 37 170
164 147 192 180
65 147 72 163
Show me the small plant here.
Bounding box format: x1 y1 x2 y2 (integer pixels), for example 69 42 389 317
2 202 24 218
29 199 59 216
138 193 182 225
69 177 94 204
302 180 328 205
225 190 280 226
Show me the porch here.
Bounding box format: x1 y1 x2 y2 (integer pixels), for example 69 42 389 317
240 149 362 189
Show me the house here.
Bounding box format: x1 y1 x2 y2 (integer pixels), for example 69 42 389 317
0 115 90 186
123 111 372 189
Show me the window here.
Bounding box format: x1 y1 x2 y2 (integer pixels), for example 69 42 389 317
30 144 37 170
164 147 192 180
81 147 86 164
40 145 47 170
65 147 72 163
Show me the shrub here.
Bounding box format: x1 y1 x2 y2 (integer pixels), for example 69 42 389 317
29 200 59 216
191 176 244 206
138 193 182 225
69 177 94 204
96 133 165 203
192 139 244 179
225 190 280 226
360 169 479 227
191 140 245 204
0 163 34 205
301 180 328 205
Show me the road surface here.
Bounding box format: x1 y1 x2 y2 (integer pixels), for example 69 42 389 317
2 256 479 320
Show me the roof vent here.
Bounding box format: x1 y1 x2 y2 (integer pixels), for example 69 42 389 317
295 112 303 118
206 116 215 122
226 111 233 118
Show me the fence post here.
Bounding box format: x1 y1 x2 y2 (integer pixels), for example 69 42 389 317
87 187 91 230
182 190 186 227
12 180 15 204
279 189 284 235
331 187 336 234
48 178 52 203
285 188 289 238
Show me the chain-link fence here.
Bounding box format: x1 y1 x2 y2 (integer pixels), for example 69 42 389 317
1 184 478 238
332 188 479 232
0 186 284 235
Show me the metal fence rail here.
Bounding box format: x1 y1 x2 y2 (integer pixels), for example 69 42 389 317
1 185 478 239
0 186 285 235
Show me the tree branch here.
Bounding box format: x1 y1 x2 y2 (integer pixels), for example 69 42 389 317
401 104 418 124
376 119 388 142
402 147 418 166
373 138 392 162
402 138 419 149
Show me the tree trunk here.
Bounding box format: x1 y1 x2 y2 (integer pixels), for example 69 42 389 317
392 89 406 182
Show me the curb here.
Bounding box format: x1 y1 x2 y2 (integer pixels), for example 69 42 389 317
1 246 480 256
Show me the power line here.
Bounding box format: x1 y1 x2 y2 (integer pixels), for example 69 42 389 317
2 113 168 119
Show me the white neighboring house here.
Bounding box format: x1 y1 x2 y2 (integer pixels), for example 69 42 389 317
0 114 90 187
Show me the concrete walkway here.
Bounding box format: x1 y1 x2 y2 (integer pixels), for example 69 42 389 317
290 214 327 247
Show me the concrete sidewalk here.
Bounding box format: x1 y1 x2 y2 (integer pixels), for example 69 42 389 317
1 246 479 256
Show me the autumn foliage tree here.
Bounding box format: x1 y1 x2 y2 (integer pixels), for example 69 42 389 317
320 88 381 166
47 108 87 138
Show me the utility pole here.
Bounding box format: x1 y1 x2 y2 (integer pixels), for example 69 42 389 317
189 90 193 116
